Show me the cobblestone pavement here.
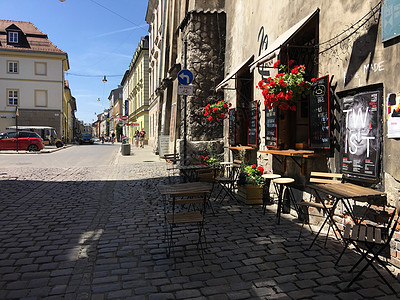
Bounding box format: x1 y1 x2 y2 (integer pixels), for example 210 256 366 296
0 149 399 299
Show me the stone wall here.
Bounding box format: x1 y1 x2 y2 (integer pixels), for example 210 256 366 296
180 11 226 144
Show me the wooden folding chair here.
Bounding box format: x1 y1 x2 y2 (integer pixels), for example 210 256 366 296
337 208 399 293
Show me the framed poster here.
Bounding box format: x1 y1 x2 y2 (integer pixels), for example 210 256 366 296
309 75 330 149
340 90 382 181
228 108 236 145
265 106 278 148
248 101 258 146
387 92 400 138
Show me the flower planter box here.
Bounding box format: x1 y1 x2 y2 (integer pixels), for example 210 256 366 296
237 184 263 205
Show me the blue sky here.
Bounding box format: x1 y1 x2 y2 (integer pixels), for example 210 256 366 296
0 0 149 123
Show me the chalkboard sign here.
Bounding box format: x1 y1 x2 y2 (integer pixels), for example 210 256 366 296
265 106 278 148
248 101 258 146
309 75 330 149
229 109 236 145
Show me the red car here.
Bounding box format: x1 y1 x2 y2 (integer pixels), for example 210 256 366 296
0 131 45 151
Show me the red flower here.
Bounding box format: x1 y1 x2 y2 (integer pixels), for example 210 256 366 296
251 164 256 168
223 103 227 108
207 116 213 122
288 59 294 65
278 78 287 88
212 107 218 111
269 81 276 87
291 67 299 75
205 156 209 160
311 78 317 83
298 81 305 87
278 102 289 110
220 113 225 118
273 60 280 68
228 103 232 107
290 105 297 111
258 80 265 89
285 92 292 101
256 166 264 174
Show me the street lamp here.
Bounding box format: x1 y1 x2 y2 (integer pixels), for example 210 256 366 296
102 76 107 83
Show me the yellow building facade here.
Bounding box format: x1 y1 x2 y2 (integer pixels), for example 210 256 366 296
127 36 149 144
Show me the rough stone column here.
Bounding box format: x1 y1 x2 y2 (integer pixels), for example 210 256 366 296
180 11 226 145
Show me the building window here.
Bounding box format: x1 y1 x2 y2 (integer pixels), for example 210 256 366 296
35 62 47 75
8 32 18 43
7 61 18 73
7 89 18 106
35 90 48 107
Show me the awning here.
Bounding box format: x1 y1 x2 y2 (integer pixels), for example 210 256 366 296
249 8 319 72
215 55 254 92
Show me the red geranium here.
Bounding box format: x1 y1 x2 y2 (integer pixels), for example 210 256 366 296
204 100 231 123
257 61 312 111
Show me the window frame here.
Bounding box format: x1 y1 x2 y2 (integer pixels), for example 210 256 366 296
34 89 48 107
34 62 47 76
8 31 18 44
7 61 19 74
7 89 19 106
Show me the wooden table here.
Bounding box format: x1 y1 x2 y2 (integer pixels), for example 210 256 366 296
158 182 213 197
258 149 325 175
177 165 210 182
308 182 387 242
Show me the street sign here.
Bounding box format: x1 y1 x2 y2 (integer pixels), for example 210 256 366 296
177 69 193 85
122 115 128 121
178 85 194 96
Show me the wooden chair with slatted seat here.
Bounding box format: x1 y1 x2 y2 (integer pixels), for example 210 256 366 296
163 185 211 258
297 172 343 248
336 208 399 293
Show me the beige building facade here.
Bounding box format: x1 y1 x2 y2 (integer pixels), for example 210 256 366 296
0 20 69 137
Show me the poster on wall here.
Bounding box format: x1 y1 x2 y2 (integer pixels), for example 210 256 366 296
340 90 382 181
387 92 400 138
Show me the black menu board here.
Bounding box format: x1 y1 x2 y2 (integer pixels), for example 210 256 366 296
309 75 330 149
229 109 236 145
248 101 258 146
265 106 277 148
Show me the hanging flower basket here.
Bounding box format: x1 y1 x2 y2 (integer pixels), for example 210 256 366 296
257 60 315 111
204 100 232 123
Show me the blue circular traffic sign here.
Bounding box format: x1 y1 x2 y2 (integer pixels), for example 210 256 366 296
178 69 193 85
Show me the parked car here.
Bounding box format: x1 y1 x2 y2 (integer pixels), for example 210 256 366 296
0 131 44 151
79 133 94 145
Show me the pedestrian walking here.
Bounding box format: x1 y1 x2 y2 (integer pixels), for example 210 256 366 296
139 128 146 148
134 130 140 147
111 132 115 144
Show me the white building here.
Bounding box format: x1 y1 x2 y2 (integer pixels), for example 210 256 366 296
0 20 69 135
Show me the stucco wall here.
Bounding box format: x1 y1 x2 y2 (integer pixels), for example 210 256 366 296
223 0 400 203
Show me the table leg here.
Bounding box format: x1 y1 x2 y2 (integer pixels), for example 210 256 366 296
276 184 284 225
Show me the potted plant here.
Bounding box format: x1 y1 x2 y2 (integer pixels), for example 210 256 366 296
257 60 314 111
204 100 232 123
237 164 265 204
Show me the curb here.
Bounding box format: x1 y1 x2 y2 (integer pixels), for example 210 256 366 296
0 144 73 154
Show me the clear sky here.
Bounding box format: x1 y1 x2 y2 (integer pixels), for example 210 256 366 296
0 0 149 123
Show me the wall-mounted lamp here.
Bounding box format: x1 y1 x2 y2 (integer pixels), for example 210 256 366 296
102 76 107 83
97 98 101 102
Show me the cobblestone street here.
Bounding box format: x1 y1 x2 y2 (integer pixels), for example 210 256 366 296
0 148 399 299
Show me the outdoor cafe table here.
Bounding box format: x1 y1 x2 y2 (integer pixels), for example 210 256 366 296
258 149 325 176
177 164 210 182
308 182 387 243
